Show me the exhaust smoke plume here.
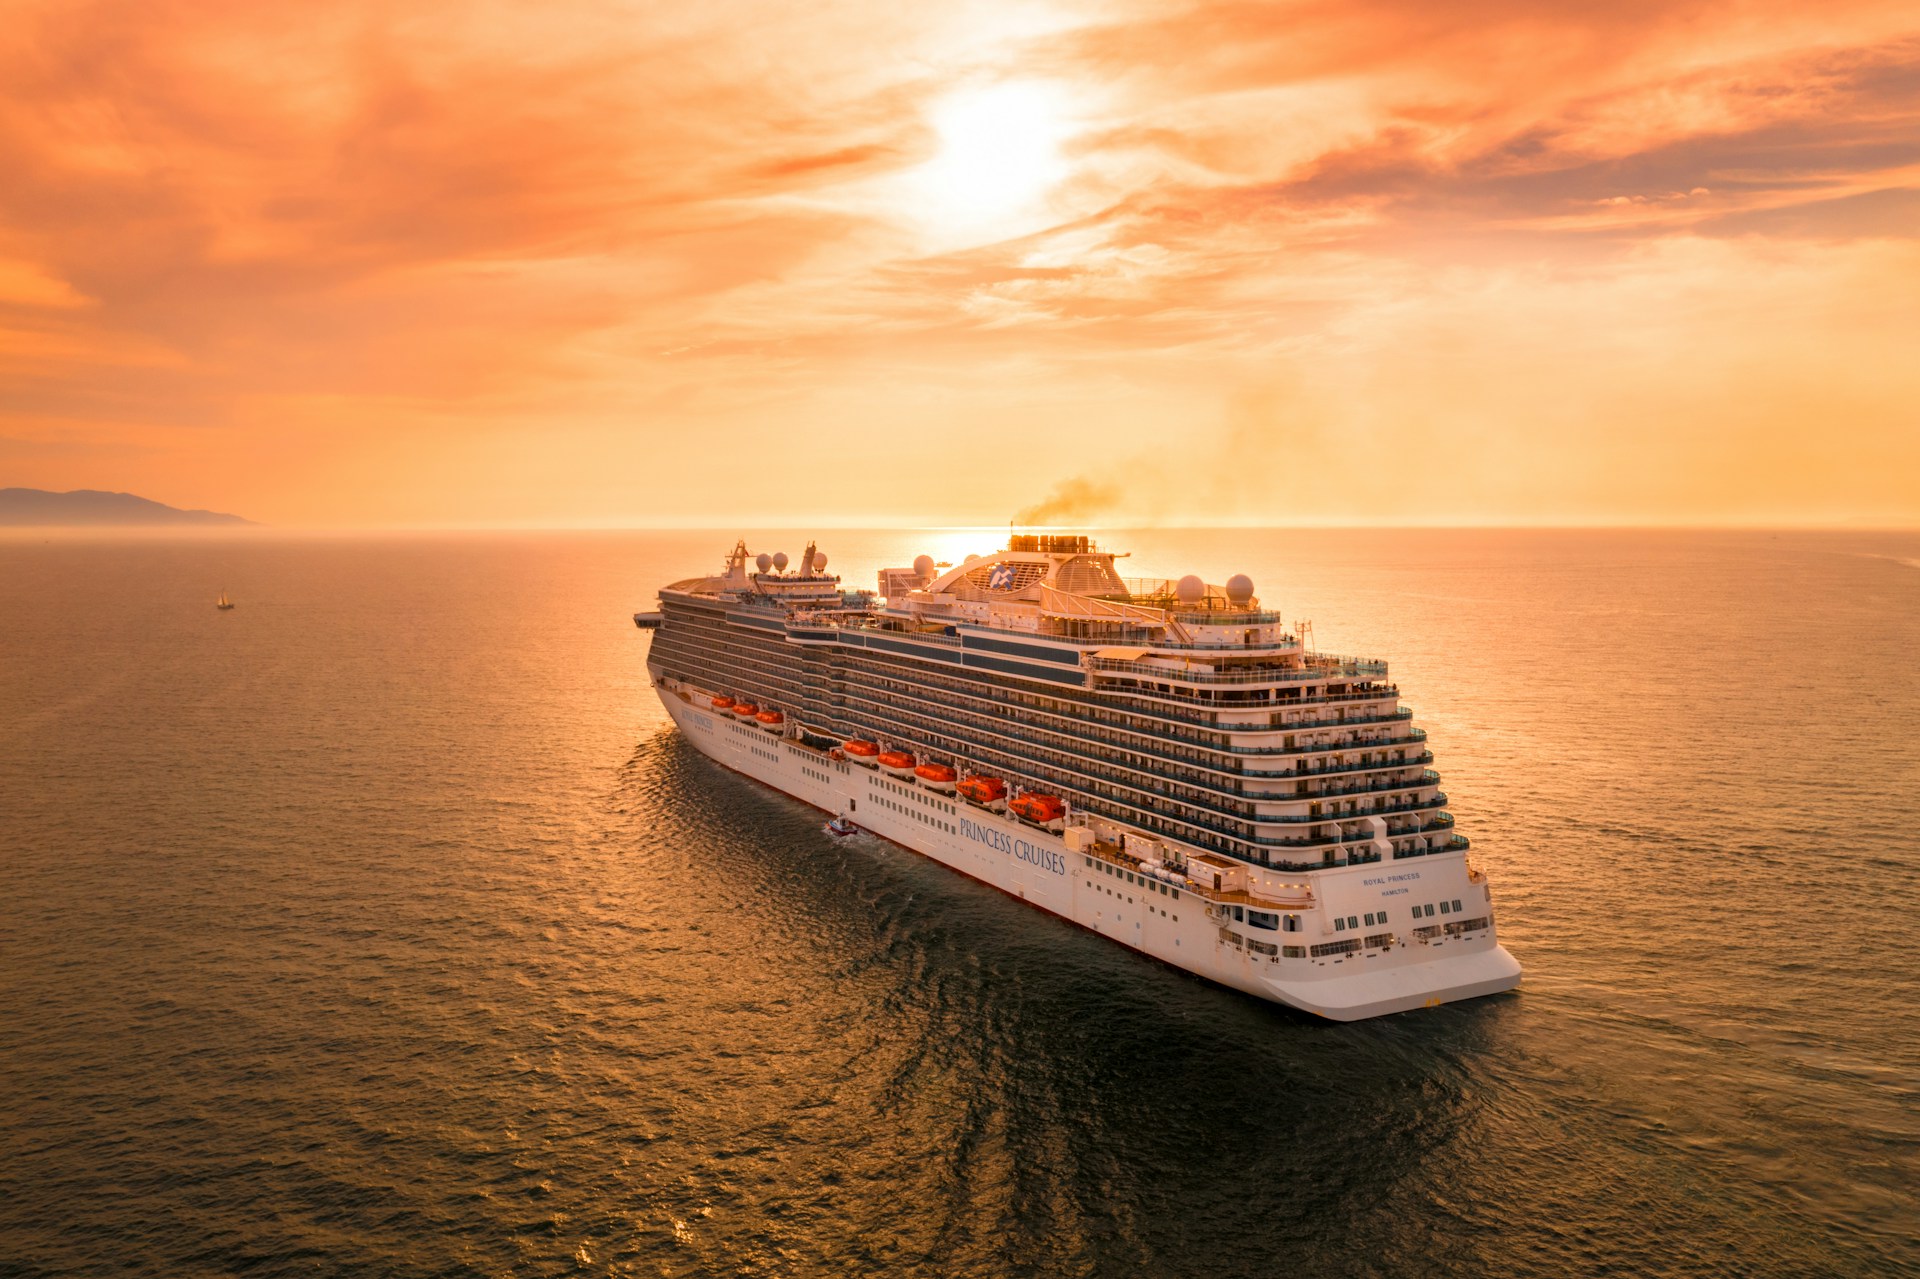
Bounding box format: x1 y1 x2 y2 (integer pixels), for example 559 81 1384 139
1012 477 1120 527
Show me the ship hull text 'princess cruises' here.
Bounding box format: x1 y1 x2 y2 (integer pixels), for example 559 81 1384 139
633 536 1521 1021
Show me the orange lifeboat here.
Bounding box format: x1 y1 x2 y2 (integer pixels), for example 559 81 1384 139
756 710 785 732
914 763 957 792
844 740 880 767
877 751 915 775
957 775 1007 809
1009 792 1066 828
732 702 758 718
711 695 735 711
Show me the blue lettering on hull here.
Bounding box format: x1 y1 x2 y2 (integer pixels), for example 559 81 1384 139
959 816 1066 876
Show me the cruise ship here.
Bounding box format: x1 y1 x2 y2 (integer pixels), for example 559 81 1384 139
633 535 1521 1021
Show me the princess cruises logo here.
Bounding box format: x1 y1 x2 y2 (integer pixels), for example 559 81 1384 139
987 564 1017 590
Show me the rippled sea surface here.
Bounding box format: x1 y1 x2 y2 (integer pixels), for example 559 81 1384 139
3 529 1917 1278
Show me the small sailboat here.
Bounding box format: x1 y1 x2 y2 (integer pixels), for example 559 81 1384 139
824 813 859 838
216 590 235 611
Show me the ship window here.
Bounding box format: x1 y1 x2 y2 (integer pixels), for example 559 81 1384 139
1440 901 1450 914
1452 899 1463 912
1347 915 1359 929
1423 903 1434 917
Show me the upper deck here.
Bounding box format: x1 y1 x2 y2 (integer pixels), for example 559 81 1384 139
660 534 1362 694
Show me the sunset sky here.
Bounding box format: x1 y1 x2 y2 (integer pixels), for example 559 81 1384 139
2 0 1916 527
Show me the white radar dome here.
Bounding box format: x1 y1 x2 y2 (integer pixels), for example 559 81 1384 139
1226 574 1255 605
913 554 935 578
772 551 789 571
813 552 827 570
755 552 772 573
1176 574 1206 604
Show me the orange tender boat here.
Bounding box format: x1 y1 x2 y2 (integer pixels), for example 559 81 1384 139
914 763 957 791
1009 793 1066 825
711 695 735 710
843 740 880 766
877 751 915 773
732 702 758 718
755 710 785 731
957 775 1007 807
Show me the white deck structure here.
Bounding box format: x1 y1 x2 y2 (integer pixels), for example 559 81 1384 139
640 535 1521 1021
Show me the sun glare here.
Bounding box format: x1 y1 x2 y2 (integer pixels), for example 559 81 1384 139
915 81 1072 238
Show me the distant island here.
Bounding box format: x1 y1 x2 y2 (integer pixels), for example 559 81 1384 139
0 488 255 527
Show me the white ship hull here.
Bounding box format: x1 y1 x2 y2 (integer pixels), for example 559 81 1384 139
653 677 1521 1021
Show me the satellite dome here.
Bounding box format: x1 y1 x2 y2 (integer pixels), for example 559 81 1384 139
1175 574 1206 604
813 552 828 570
913 554 935 578
1226 574 1255 605
755 552 772 573
772 551 789 572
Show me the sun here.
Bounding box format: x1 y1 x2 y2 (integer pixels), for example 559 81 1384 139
914 81 1073 238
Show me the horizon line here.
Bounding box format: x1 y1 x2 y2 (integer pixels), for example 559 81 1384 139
6 520 1918 535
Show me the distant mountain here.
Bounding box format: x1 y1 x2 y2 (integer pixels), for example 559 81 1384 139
0 488 256 527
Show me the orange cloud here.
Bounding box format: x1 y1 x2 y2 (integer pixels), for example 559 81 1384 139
0 0 1914 525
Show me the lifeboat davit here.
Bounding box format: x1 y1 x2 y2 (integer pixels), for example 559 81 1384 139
914 763 957 792
957 775 1007 810
756 710 785 732
732 702 758 718
844 740 880 767
1009 792 1066 830
711 695 735 711
877 751 916 776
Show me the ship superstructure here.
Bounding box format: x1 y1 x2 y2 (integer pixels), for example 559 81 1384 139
635 535 1521 1020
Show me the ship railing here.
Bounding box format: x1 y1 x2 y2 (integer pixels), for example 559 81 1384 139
798 665 1430 783
831 658 1418 756
846 682 1435 787
846 690 1445 855
1167 609 1287 626
1122 635 1298 651
1014 697 1417 751
833 629 1404 728
1087 656 1388 685
1078 839 1316 911
1248 769 1445 800
964 701 1431 774
840 697 1457 849
1093 683 1404 717
834 686 1446 822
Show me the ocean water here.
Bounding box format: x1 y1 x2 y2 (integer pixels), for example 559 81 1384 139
2 528 1917 1279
